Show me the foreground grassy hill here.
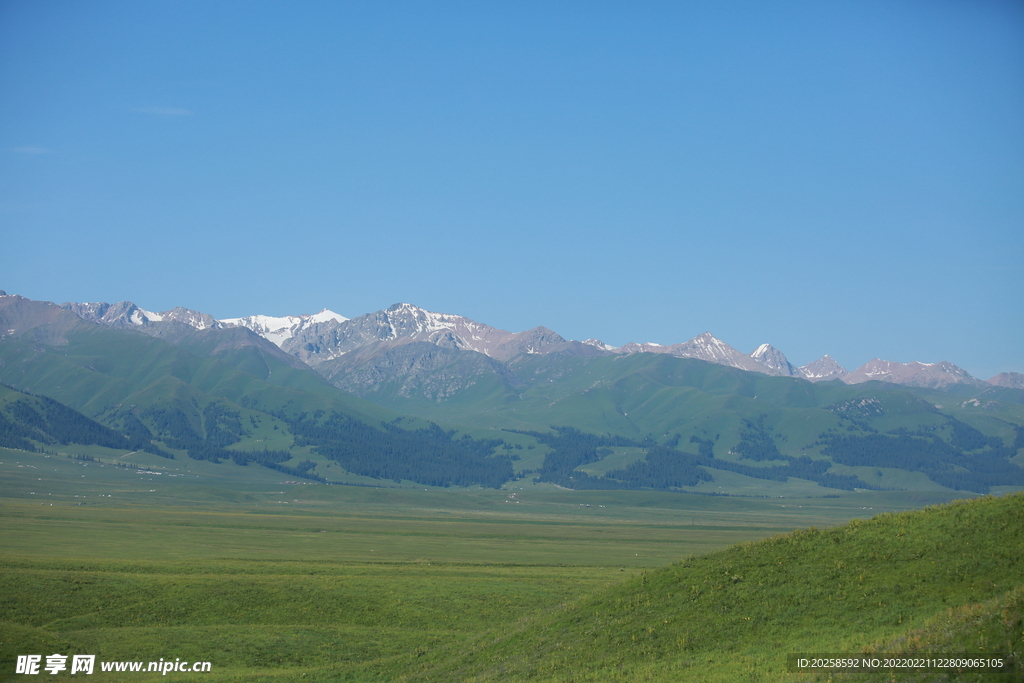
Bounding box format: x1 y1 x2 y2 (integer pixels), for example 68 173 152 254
389 492 1023 683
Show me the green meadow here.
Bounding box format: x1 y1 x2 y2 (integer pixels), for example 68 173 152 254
1 447 1019 681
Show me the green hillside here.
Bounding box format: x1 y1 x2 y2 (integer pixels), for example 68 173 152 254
378 352 1024 449
0 384 138 453
0 322 515 488
0 325 395 427
392 493 1024 683
373 353 1024 494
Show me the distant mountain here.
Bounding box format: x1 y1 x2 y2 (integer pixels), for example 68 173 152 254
797 354 848 382
1 293 86 345
618 332 771 374
58 298 311 370
62 300 220 330
843 358 988 390
276 303 600 365
990 372 1024 390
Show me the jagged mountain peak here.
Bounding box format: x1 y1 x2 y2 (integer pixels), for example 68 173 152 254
282 303 516 363
797 354 848 382
749 343 797 376
673 332 769 373
377 303 486 336
386 302 420 312
691 331 724 345
160 307 219 330
581 338 616 352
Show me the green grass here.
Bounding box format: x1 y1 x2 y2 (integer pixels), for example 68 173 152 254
802 585 1024 682
388 493 1024 683
0 558 615 678
1 447 1017 682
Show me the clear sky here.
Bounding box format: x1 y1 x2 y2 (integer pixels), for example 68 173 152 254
2 1 1022 377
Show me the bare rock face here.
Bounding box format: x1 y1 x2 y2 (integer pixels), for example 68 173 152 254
988 372 1024 390
797 355 848 382
842 359 986 389
1 294 89 345
60 300 156 327
282 303 512 364
156 307 220 330
281 303 597 365
316 340 524 401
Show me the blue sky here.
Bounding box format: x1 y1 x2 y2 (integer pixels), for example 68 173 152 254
2 1 1022 377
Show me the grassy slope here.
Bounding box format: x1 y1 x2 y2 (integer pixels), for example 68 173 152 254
388 493 1024 683
812 585 1024 682
0 326 437 482
0 326 399 431
374 353 1024 453
365 353 1024 498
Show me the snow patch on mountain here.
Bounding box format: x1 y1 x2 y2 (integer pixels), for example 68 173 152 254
221 309 347 347
581 339 616 352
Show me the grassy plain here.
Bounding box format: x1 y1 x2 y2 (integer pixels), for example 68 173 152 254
0 446 1009 682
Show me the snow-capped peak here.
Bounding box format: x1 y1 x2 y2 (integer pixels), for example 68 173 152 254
309 308 346 324
581 338 616 351
221 308 349 347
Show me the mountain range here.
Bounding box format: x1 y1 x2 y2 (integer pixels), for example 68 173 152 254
53 296 1021 391
3 290 1023 495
